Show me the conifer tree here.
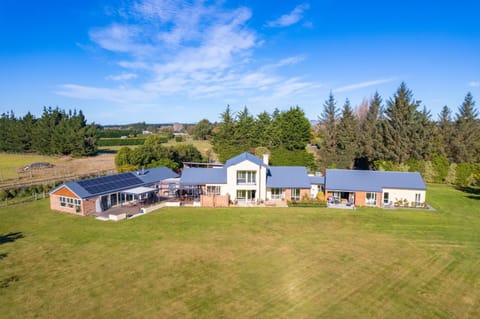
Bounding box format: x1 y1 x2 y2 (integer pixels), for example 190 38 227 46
358 92 383 168
212 105 239 162
452 92 479 163
382 82 420 164
336 99 358 168
319 92 339 168
435 105 454 160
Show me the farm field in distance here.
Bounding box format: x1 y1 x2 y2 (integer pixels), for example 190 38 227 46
1 184 479 318
0 153 116 185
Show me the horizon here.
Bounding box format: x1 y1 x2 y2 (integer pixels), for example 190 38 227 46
1 0 479 124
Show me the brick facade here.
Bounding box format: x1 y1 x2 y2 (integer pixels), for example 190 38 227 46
200 195 230 207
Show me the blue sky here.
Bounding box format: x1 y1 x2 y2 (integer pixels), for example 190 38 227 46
1 0 479 124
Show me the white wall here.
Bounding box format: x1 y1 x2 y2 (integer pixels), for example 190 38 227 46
225 160 267 201
382 188 426 206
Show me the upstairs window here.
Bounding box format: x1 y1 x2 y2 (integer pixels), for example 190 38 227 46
237 171 256 185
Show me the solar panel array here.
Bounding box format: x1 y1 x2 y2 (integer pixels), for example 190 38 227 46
78 173 143 195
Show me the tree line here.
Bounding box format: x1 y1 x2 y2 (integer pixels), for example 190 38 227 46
0 107 98 156
206 82 479 186
211 106 315 169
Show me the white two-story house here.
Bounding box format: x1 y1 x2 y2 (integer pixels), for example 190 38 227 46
180 152 316 206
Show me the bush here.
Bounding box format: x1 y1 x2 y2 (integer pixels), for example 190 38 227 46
0 190 7 201
175 136 183 142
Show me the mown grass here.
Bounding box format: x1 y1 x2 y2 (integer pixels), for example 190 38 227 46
0 184 479 318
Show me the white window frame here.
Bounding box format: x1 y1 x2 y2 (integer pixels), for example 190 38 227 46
366 192 377 206
59 196 82 213
415 193 421 206
237 171 256 185
206 185 221 196
271 188 284 200
291 188 301 201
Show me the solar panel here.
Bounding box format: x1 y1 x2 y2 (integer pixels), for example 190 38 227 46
78 172 143 195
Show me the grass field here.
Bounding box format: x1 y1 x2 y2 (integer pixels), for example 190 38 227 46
0 153 116 185
1 184 479 318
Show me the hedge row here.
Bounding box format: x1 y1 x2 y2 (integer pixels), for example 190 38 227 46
288 200 327 207
97 138 147 146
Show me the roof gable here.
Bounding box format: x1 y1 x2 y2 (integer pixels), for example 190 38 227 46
325 169 426 192
224 152 266 168
51 185 79 198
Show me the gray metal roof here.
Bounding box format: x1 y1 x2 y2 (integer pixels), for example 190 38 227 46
51 167 179 199
224 152 267 168
180 167 227 185
266 166 312 188
325 169 426 192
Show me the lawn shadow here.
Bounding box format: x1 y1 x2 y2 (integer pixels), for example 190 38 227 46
456 186 480 200
0 232 24 245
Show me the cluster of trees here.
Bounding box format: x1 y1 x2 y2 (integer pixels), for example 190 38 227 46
0 107 98 156
114 135 203 171
211 106 315 169
318 82 479 185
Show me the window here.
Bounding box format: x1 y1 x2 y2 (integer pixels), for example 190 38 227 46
206 185 221 196
366 192 377 206
291 188 300 201
237 190 256 202
383 192 390 205
271 188 284 199
59 196 81 213
237 171 256 185
415 193 421 206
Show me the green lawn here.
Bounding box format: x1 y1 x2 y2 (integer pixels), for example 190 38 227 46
1 185 479 318
0 153 62 180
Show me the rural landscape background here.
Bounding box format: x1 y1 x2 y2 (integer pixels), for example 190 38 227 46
1 0 480 318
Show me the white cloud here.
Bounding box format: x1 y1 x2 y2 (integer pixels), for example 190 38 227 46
59 1 322 110
468 81 480 87
266 3 310 27
106 73 138 81
333 78 397 93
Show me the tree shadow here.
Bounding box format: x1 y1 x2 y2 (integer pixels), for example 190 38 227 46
0 253 7 260
0 232 24 245
457 186 480 195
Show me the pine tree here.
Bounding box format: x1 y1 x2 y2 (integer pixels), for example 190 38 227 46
319 92 339 168
234 106 255 152
411 106 434 160
276 106 311 151
212 105 239 162
382 82 421 164
336 99 358 169
358 92 383 168
435 105 454 160
452 92 479 163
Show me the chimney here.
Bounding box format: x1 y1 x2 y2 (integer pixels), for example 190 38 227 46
263 153 269 165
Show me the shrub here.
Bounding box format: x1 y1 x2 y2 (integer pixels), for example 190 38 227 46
175 136 183 142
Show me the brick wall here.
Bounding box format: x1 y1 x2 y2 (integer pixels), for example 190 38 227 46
200 195 230 207
82 197 98 216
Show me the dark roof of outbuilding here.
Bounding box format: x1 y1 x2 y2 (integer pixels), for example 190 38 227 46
325 169 426 192
267 166 312 188
51 167 179 199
